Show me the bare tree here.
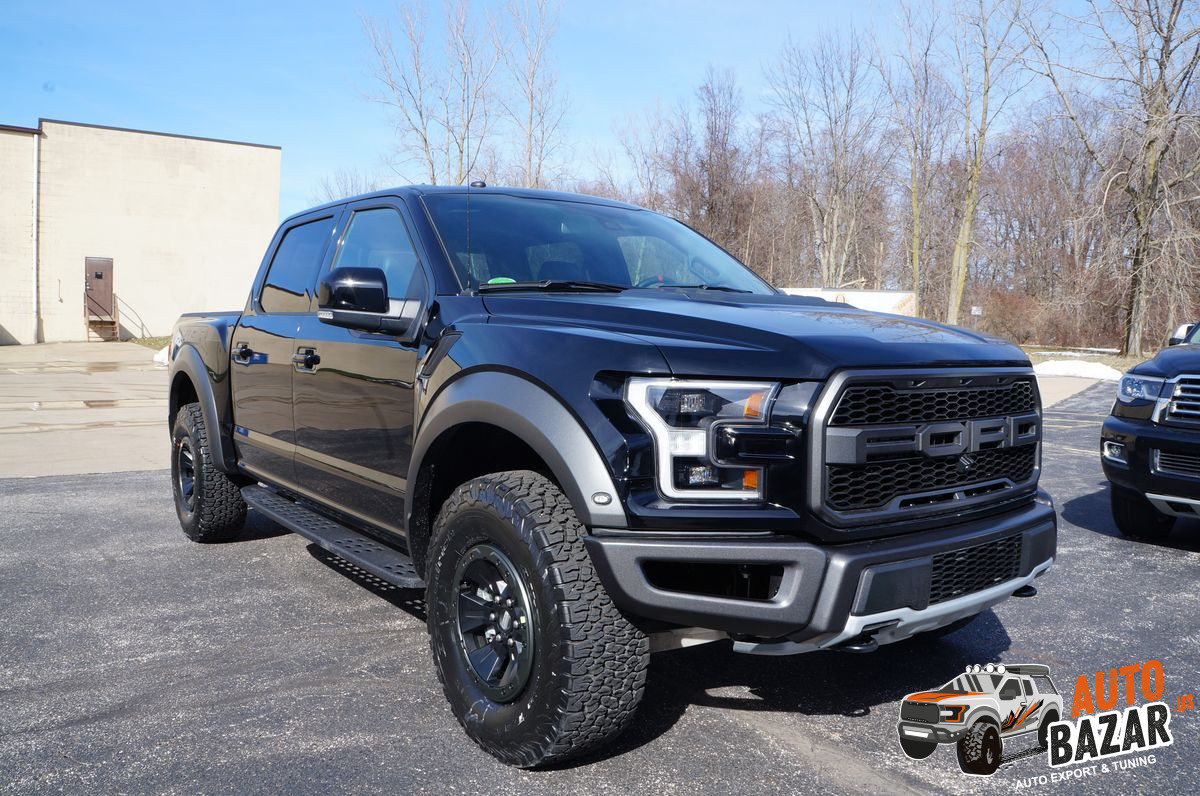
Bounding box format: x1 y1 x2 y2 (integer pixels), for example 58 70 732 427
1022 0 1200 355
502 0 568 188
311 169 389 204
944 0 1028 325
363 0 500 185
768 29 892 288
879 0 953 317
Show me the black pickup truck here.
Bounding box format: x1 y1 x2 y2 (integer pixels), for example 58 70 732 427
1102 322 1200 538
167 185 1057 767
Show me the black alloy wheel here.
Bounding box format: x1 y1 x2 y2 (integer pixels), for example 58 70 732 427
453 543 535 703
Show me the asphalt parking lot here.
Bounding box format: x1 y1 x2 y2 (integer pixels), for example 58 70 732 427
2 382 1198 794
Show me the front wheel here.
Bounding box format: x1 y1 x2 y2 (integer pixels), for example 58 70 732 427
425 470 649 767
899 737 937 759
956 721 1002 775
1110 486 1175 541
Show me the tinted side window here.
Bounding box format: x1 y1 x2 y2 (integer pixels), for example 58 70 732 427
1023 679 1034 697
261 217 335 313
333 208 425 300
999 679 1022 700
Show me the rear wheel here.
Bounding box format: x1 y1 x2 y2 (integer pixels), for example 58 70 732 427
425 470 649 767
171 402 246 542
1111 486 1175 541
1037 709 1060 749
956 721 1001 775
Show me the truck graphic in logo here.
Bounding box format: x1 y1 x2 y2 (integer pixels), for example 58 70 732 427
897 663 1064 776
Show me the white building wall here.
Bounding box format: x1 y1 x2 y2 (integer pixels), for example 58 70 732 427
35 120 280 342
0 128 37 344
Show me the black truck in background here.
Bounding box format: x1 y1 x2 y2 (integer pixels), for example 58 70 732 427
167 185 1057 768
1102 322 1200 538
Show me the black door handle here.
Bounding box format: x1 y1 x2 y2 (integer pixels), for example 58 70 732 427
233 343 253 363
292 348 320 370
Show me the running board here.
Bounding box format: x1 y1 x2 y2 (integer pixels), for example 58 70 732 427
242 485 424 588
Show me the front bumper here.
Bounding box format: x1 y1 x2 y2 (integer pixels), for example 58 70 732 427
585 493 1057 648
897 721 969 744
1101 415 1200 501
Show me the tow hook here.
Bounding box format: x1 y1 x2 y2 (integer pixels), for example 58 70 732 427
1012 584 1038 598
834 633 879 654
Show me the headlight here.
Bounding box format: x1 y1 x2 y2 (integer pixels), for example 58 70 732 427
1117 373 1165 404
625 378 778 500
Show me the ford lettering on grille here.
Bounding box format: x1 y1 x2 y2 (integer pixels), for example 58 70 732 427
816 373 1041 523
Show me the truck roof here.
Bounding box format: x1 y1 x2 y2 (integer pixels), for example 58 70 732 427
287 184 643 225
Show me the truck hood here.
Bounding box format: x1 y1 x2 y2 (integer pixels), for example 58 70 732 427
1128 342 1200 379
482 290 1029 380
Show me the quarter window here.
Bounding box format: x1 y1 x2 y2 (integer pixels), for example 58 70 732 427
261 217 335 313
333 208 425 301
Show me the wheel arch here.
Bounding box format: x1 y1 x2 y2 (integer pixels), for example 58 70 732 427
406 370 626 571
169 344 237 472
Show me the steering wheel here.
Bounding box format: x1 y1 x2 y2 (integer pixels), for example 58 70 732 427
634 275 666 288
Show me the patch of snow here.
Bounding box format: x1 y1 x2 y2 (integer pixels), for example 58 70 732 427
1033 359 1122 381
153 345 169 367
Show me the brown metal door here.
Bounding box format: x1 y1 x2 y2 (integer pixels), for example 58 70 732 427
85 257 113 317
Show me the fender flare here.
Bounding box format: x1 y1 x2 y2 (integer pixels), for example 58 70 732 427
407 370 627 528
169 344 237 473
966 707 1003 728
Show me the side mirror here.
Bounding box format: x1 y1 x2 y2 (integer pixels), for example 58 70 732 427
317 266 423 337
1169 323 1195 346
318 266 388 314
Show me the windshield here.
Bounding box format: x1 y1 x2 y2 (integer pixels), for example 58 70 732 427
421 193 774 294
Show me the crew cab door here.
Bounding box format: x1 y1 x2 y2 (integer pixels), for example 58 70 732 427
998 676 1035 735
292 201 431 536
231 212 339 489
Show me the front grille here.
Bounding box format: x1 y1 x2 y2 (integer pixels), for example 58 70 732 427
1156 449 1200 479
1164 377 1200 425
901 701 940 724
826 446 1037 512
929 535 1022 605
831 380 1036 426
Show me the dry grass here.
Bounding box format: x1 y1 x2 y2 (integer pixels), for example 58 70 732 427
130 336 171 350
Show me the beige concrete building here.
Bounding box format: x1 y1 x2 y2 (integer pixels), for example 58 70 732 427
0 119 280 344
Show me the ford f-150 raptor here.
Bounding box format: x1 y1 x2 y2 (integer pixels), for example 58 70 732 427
167 185 1058 767
1102 321 1200 538
898 663 1063 775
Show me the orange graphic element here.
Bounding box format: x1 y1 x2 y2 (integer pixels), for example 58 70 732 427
907 691 987 703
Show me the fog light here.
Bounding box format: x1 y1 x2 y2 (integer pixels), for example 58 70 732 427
685 465 717 486
1103 441 1127 463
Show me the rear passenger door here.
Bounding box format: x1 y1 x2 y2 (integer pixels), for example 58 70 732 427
292 201 431 535
231 212 339 489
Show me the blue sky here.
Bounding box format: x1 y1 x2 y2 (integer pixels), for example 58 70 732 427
2 0 890 217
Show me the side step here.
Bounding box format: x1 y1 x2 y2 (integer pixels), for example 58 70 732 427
242 485 424 589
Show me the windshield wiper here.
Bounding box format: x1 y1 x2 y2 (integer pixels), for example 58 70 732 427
475 279 628 294
648 283 753 294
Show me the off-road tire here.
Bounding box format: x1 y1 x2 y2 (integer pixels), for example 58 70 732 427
1037 709 1060 749
171 402 246 542
1111 485 1175 541
425 470 649 768
899 737 937 760
956 721 1002 776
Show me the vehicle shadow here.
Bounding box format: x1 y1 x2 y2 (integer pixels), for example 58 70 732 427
570 610 1013 767
302 539 1025 770
1061 482 1200 552
234 509 292 542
